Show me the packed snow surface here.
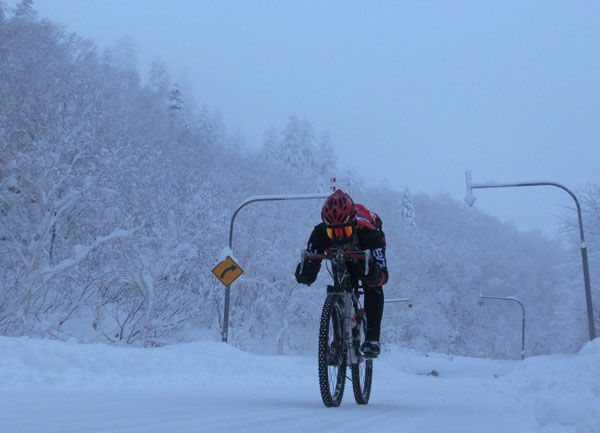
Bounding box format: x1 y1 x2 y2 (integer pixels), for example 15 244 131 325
1 336 599 433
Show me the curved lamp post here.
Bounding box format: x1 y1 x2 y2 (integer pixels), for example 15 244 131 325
479 295 526 360
466 171 596 341
222 193 330 342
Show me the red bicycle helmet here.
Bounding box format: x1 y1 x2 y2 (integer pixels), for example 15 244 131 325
321 189 356 226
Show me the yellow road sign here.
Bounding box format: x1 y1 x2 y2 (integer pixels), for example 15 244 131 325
212 256 244 287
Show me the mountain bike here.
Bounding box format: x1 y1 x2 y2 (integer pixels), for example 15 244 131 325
300 248 373 407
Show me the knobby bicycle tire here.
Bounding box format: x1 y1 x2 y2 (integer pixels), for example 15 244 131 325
318 294 346 407
350 308 372 404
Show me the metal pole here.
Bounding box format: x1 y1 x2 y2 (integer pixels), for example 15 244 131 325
479 295 526 360
222 284 230 342
223 193 330 343
228 193 330 250
466 171 596 341
384 298 411 304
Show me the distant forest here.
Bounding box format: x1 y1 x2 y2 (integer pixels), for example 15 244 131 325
1 1 599 358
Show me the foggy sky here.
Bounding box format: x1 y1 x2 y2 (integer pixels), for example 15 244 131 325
19 0 600 237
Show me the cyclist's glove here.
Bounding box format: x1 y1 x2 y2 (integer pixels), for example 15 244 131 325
295 260 319 285
363 262 383 287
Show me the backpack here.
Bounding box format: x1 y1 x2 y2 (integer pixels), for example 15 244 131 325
355 204 382 229
355 204 385 245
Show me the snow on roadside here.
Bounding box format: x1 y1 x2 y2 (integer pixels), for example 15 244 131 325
381 344 518 379
1 335 599 432
503 339 600 433
379 341 600 432
0 336 313 390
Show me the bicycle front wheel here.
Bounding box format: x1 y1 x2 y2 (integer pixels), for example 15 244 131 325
318 294 346 407
351 308 372 404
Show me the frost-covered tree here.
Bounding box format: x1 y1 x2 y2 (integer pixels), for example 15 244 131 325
279 115 315 171
0 3 588 359
14 0 36 20
106 35 138 74
262 115 336 185
147 60 171 97
0 9 141 334
168 83 183 114
194 106 224 148
399 188 417 230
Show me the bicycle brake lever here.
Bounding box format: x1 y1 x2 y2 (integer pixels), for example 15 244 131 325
299 249 306 274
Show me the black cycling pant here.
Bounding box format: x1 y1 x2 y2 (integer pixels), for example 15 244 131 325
363 286 384 341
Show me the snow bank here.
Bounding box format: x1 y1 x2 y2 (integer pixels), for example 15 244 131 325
382 345 518 379
1 336 599 433
504 339 600 433
0 336 313 390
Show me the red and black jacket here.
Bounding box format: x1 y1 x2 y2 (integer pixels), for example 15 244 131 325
305 220 388 287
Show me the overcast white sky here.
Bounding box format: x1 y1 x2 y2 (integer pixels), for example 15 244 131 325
18 0 600 237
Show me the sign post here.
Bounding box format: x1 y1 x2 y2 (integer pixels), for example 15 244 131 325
212 256 244 342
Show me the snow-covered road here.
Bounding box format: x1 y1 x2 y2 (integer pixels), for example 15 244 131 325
1 337 599 433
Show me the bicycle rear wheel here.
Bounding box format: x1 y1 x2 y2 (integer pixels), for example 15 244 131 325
351 307 372 404
318 294 346 407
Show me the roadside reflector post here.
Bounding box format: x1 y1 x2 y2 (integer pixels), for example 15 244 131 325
385 297 412 307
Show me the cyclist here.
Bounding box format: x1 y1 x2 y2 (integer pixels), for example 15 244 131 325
295 189 388 358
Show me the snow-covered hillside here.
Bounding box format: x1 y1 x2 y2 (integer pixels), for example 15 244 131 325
4 2 599 358
1 336 598 433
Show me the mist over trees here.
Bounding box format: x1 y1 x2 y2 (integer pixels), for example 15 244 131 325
1 3 597 358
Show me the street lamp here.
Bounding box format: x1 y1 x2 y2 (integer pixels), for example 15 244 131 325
465 171 596 341
221 193 330 343
478 294 526 360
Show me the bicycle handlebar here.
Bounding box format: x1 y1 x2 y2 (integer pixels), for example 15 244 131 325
301 248 372 276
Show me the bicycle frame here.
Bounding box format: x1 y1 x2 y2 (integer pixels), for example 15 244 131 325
302 248 372 365
304 248 374 407
338 288 362 365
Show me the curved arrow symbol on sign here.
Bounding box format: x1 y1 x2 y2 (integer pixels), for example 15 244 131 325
220 265 238 279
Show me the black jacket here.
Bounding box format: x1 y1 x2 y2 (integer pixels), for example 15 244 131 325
305 222 388 287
